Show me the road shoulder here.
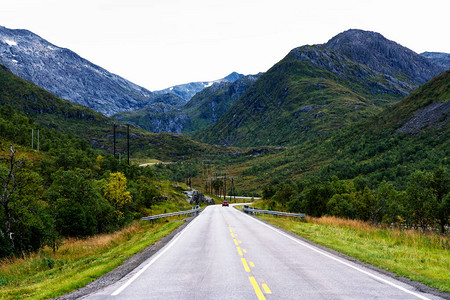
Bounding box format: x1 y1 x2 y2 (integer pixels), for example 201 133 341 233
237 209 450 300
57 216 198 300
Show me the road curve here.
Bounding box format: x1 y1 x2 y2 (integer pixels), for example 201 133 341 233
82 205 444 300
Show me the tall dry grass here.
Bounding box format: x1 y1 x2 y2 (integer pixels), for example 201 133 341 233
0 222 143 277
306 215 449 251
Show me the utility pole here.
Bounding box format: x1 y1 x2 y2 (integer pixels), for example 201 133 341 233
31 129 34 150
127 124 130 165
113 124 116 157
224 173 227 200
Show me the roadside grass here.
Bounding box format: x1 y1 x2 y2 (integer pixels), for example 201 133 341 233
0 220 183 299
257 215 450 293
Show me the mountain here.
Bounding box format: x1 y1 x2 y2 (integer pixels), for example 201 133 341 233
194 29 447 147
153 72 244 101
421 52 450 71
112 73 261 133
231 70 449 194
0 25 158 116
183 73 262 132
325 30 444 86
0 63 234 161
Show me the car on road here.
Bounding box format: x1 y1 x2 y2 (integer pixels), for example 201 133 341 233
222 201 229 207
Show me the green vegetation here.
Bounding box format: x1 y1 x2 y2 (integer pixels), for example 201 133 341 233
256 215 449 292
112 75 259 135
0 220 182 299
195 45 405 147
255 168 449 232
0 82 202 298
0 64 235 161
0 84 203 259
201 71 449 221
0 44 448 298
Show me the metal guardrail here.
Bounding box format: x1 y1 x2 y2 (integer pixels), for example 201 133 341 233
242 205 305 218
141 205 200 221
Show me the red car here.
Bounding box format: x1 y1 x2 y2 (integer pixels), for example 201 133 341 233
222 201 229 207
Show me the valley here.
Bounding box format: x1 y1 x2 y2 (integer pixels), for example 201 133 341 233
0 24 448 299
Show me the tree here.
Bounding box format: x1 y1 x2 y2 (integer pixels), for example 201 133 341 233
327 193 356 219
0 144 26 254
46 169 114 240
431 167 450 233
211 178 223 196
271 183 296 207
300 181 334 217
405 171 437 230
104 172 132 219
373 181 396 225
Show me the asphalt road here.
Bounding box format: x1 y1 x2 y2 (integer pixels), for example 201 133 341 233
83 205 444 300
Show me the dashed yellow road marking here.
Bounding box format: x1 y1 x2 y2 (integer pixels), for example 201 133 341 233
249 276 266 300
227 221 272 298
241 258 251 272
262 284 272 294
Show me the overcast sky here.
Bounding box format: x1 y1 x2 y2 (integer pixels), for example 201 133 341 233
1 0 449 90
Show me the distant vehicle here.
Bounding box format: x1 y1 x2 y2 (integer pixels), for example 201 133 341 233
222 201 229 207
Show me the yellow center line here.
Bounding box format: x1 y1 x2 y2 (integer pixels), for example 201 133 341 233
239 240 242 244
262 284 272 294
243 249 247 253
231 233 235 238
249 276 266 300
249 261 255 267
236 247 243 256
229 228 233 233
241 258 251 272
233 239 238 246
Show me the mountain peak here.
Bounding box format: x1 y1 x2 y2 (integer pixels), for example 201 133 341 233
224 72 244 82
420 52 450 70
153 72 245 101
324 29 444 85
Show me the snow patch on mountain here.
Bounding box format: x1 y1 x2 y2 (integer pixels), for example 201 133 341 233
3 39 17 46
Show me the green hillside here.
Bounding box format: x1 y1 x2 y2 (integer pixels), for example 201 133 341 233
195 45 406 146
0 64 231 161
226 70 449 193
112 74 260 135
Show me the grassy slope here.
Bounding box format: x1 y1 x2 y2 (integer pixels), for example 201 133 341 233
257 215 449 293
0 221 182 299
0 64 235 161
0 178 195 299
195 45 404 147
216 71 449 193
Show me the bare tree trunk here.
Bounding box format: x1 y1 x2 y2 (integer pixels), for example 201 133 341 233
0 144 26 254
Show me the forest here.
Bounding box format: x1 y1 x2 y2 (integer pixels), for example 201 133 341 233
0 104 192 258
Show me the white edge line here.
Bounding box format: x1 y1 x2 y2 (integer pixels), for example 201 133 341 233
241 211 432 300
111 207 207 296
